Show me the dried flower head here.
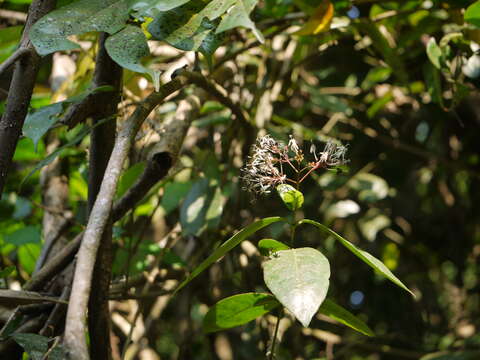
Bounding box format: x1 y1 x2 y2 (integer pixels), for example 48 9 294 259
310 140 349 167
242 135 349 195
241 135 286 194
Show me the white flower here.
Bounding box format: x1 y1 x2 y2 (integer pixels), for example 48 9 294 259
311 140 349 167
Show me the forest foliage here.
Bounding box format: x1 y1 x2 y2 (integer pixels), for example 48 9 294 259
0 0 479 359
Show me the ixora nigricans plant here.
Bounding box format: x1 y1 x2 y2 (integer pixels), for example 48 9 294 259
172 135 414 359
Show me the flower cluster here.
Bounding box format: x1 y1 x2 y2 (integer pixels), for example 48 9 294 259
242 135 349 195
241 135 287 194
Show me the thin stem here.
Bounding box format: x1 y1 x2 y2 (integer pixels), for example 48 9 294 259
298 162 322 184
268 313 281 360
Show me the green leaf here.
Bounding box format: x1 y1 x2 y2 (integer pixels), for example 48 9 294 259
299 219 415 297
105 25 161 91
21 117 114 186
258 238 290 256
180 178 225 236
215 0 264 43
116 162 146 198
203 293 280 333
160 181 193 214
23 103 63 150
426 38 442 69
30 0 130 55
11 333 65 360
0 266 15 278
263 247 330 327
465 1 480 28
4 226 41 246
129 0 191 17
276 184 304 211
13 197 32 220
23 86 114 149
319 299 374 336
174 216 284 294
148 0 226 55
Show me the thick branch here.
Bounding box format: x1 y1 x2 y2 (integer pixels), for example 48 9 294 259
64 76 187 360
87 32 122 360
0 0 56 197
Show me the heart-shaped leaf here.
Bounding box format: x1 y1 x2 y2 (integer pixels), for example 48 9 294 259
299 219 415 297
203 293 280 333
263 247 330 327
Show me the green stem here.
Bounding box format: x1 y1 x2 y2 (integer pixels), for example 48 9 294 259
268 312 281 360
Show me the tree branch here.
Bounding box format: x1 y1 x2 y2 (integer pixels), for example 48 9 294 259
87 32 122 360
0 48 31 78
64 76 188 360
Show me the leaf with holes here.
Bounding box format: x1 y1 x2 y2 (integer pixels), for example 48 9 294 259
263 247 330 327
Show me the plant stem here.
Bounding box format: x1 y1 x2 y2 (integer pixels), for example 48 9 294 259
268 313 281 360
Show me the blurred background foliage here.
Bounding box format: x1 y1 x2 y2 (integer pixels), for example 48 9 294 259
1 0 480 359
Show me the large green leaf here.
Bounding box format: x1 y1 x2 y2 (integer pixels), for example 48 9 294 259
203 293 280 333
30 0 130 55
319 299 374 336
263 247 330 327
465 1 480 28
426 37 443 70
105 25 161 90
174 216 284 294
299 219 415 297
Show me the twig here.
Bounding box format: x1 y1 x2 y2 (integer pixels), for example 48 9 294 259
0 48 31 78
0 0 56 197
64 77 188 360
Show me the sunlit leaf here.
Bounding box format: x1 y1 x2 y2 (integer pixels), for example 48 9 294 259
203 293 280 333
426 38 443 69
258 238 290 256
216 0 264 43
294 0 334 36
465 1 480 28
263 247 330 327
276 184 304 211
299 219 415 297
